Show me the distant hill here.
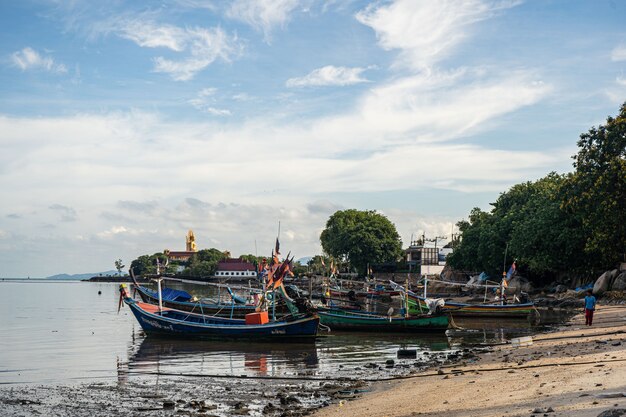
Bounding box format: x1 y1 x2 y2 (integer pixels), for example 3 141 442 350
296 256 313 265
46 270 119 280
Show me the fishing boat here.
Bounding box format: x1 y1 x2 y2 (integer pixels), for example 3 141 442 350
278 285 449 333
133 284 259 318
390 280 535 318
409 297 536 318
130 274 286 318
316 307 449 332
119 284 319 341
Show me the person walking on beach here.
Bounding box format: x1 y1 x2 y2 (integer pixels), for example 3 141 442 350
584 289 596 326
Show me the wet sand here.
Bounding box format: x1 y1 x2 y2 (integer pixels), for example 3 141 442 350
314 305 626 417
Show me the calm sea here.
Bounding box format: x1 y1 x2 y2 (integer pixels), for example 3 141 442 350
0 280 561 386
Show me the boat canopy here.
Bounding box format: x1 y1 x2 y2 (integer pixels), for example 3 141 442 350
142 287 193 302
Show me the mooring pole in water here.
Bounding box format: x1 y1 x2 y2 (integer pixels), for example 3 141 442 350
484 282 488 303
272 289 276 321
157 278 163 313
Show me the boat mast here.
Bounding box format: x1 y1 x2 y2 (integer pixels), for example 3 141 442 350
156 278 163 313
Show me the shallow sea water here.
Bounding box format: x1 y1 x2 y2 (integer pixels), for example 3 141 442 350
0 280 567 386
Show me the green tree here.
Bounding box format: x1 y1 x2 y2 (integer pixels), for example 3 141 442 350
130 255 151 276
114 259 125 276
446 174 586 283
129 253 175 276
185 248 226 277
320 209 403 276
307 255 329 275
563 103 626 270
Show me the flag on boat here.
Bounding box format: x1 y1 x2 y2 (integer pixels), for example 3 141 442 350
506 261 517 279
275 237 280 255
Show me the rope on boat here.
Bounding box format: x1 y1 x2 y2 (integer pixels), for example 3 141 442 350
448 314 464 330
531 306 541 324
318 323 331 332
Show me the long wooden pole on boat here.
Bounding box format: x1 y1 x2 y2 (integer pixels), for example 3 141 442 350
157 278 163 313
404 277 409 318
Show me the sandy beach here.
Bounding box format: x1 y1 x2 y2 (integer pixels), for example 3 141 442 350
314 305 626 417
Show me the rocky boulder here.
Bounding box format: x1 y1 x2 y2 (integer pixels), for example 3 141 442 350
554 284 568 294
507 275 533 294
440 265 468 283
611 271 626 291
593 269 619 296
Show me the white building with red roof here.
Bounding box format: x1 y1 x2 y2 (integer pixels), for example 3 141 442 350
215 258 257 279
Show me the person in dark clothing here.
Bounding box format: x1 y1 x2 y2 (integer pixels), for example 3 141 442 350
584 289 596 326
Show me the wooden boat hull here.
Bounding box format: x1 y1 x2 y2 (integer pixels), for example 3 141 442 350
125 298 319 341
317 308 449 332
408 297 534 318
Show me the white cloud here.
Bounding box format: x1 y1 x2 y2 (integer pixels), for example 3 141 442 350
49 204 77 222
611 44 626 62
226 0 300 42
188 87 231 115
11 47 67 73
205 107 232 116
117 21 187 51
96 226 129 239
356 0 520 70
117 21 242 80
286 65 370 87
606 76 626 103
232 92 254 101
0 99 565 276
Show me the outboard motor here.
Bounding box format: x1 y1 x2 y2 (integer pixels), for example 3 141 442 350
284 285 302 299
294 297 314 314
425 298 445 315
519 292 530 304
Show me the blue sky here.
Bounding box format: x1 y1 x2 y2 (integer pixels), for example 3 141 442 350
1 0 625 277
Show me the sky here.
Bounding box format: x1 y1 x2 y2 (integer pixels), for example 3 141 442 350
1 0 625 277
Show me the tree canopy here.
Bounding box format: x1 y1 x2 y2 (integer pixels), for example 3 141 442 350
563 102 626 268
447 103 626 283
184 248 227 277
320 209 403 276
129 252 175 276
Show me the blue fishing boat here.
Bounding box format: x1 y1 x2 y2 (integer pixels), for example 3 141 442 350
120 285 319 341
133 284 261 318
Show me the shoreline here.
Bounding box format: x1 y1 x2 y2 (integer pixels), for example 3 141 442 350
313 305 626 417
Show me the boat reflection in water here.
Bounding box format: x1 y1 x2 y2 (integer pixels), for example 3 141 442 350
124 334 319 380
118 329 455 385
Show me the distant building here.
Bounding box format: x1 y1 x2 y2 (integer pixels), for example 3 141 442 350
164 230 198 263
215 258 257 279
405 238 451 276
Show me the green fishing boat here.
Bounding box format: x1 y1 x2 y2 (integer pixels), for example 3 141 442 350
277 285 449 333
406 296 535 318
316 307 449 332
